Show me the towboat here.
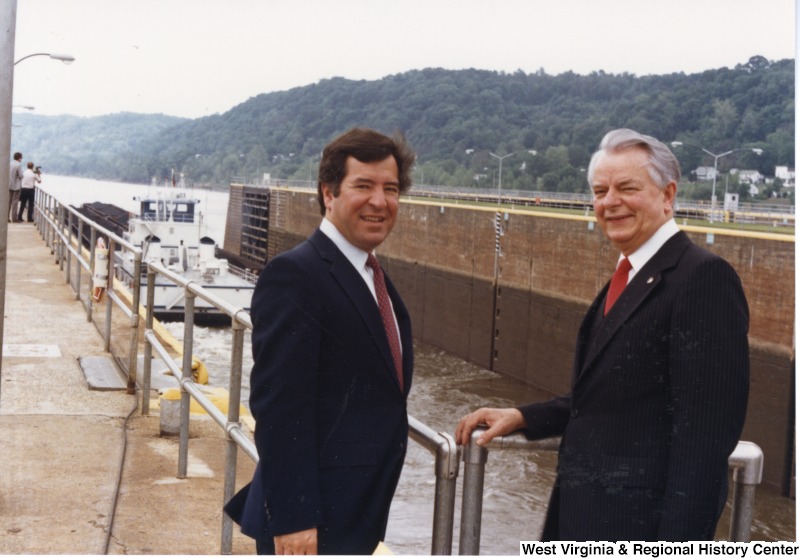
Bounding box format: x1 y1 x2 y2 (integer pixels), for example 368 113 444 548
115 190 256 323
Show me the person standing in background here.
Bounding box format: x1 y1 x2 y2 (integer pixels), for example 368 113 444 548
18 162 40 223
9 152 23 222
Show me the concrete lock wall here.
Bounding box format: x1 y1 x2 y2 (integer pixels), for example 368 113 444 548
264 188 795 492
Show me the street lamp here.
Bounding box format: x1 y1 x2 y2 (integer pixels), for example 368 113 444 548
14 52 75 66
0 15 76 397
670 141 763 222
489 152 515 200
13 104 34 110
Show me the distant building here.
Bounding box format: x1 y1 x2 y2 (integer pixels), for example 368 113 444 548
694 166 718 181
775 165 795 187
733 169 765 185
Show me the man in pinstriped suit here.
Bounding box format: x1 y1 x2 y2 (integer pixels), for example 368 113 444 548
456 129 749 542
225 128 416 554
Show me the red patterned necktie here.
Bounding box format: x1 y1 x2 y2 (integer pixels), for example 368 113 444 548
366 254 404 392
604 257 632 316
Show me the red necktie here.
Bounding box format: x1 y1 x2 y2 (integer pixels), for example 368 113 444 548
366 254 404 392
604 257 632 315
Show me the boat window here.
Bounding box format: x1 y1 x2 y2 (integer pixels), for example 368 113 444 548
172 202 195 223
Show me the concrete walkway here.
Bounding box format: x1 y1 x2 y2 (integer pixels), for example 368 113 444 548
0 222 256 554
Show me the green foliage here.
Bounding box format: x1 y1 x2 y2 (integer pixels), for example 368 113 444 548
9 56 794 193
10 112 187 181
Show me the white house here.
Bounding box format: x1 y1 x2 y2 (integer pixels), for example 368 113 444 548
735 170 765 185
775 166 795 187
694 166 718 181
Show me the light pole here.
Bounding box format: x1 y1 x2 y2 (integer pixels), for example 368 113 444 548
0 42 75 399
0 1 18 405
13 104 34 110
489 152 515 201
671 141 763 222
14 52 75 66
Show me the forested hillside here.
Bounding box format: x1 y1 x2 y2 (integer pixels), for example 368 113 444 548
10 55 793 195
11 112 187 182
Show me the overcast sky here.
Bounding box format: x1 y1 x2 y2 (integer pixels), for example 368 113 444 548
11 0 797 119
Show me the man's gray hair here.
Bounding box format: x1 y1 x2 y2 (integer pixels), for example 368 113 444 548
587 128 681 188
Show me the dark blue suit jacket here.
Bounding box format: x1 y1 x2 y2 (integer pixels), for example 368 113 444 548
225 229 413 554
519 231 749 541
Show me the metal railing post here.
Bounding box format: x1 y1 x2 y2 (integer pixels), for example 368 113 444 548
728 441 764 542
126 253 141 395
103 238 114 352
177 289 196 479
65 210 73 284
43 192 51 249
431 433 459 554
408 417 461 555
141 264 156 415
48 194 55 252
87 227 97 322
56 205 64 265
74 218 82 300
459 430 489 555
221 314 246 554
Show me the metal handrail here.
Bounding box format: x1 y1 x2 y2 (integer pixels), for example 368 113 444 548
33 188 769 553
460 428 764 553
34 188 144 392
141 260 460 554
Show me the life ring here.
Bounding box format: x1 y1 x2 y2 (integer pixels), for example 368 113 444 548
191 356 209 385
92 238 108 302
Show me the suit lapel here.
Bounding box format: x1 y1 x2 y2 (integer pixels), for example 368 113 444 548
578 232 692 380
309 230 405 393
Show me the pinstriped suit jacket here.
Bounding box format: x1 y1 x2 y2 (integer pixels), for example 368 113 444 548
225 229 413 554
519 231 749 542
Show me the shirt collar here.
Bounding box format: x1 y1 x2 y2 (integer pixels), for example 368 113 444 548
319 217 370 270
622 219 680 275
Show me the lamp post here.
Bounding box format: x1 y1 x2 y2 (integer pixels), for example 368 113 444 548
489 152 515 202
0 1 18 405
0 41 75 399
14 52 75 66
670 141 763 222
13 104 34 110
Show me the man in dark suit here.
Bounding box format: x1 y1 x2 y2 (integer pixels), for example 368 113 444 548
455 129 749 542
225 128 416 554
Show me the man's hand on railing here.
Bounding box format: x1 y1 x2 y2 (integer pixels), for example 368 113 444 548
455 407 526 447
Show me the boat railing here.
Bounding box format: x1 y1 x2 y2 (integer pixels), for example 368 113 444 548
226 262 259 284
34 188 145 393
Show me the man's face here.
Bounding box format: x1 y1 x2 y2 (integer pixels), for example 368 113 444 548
322 155 400 252
591 147 675 255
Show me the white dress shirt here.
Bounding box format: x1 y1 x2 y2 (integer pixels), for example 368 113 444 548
617 219 681 283
319 218 402 351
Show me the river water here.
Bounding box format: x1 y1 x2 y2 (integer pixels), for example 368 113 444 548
40 177 795 552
